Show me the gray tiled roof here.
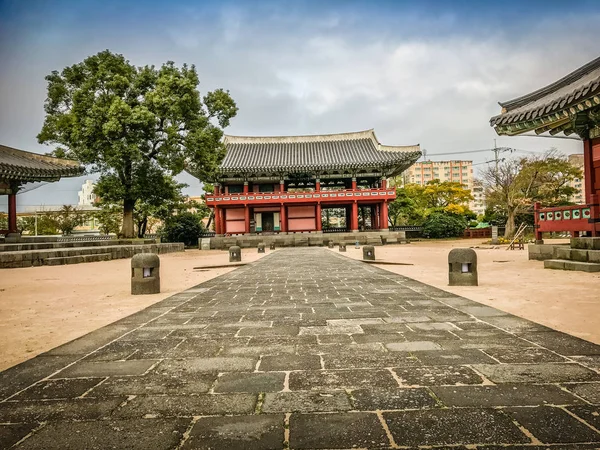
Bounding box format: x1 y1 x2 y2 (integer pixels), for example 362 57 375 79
0 144 84 182
220 129 421 175
490 56 600 127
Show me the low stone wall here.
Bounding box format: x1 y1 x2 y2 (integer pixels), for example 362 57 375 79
200 231 408 250
0 242 183 269
527 243 569 261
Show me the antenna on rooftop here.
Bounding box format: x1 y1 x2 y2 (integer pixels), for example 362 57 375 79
421 149 428 161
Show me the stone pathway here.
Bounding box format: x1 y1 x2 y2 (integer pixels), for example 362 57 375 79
1 248 600 449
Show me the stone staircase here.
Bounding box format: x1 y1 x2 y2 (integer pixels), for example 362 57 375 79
0 238 184 269
544 237 600 272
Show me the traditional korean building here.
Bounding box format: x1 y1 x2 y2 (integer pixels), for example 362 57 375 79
205 130 421 235
490 56 600 240
0 144 83 240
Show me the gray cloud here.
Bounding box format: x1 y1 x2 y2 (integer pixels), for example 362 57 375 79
0 3 597 210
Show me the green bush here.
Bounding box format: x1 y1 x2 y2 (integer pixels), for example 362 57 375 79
422 212 467 239
159 212 204 247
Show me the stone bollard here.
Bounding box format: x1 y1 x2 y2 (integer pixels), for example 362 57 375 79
448 248 478 286
131 253 160 295
339 243 347 252
229 246 241 262
328 241 335 249
258 243 265 253
363 245 375 261
269 242 276 250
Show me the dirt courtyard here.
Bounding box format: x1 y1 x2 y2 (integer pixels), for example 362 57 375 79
0 239 598 371
0 249 266 371
338 239 600 346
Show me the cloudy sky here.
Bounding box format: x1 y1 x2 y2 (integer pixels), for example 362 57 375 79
1 0 599 211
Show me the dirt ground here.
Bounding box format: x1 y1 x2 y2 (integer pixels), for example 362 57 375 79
337 239 600 345
0 249 266 371
1 240 599 371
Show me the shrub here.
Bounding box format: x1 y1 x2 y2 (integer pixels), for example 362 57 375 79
159 212 204 247
422 212 467 239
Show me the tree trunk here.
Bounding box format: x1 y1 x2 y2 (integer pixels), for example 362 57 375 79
121 198 136 238
504 209 516 238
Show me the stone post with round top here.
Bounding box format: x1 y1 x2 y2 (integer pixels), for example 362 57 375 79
131 253 160 295
363 245 375 261
229 246 241 262
448 248 478 286
339 243 347 252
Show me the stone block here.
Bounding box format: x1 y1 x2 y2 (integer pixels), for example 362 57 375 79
448 248 478 286
570 248 589 262
553 246 571 260
564 260 600 272
257 243 265 253
131 253 160 295
362 245 375 260
339 243 346 252
229 246 241 262
544 259 566 270
199 238 211 250
571 237 600 250
588 250 600 263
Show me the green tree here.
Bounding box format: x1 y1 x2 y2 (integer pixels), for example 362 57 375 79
160 211 204 247
0 213 7 230
388 181 474 226
53 205 87 235
422 212 467 239
94 204 122 235
18 214 60 235
37 50 238 238
482 150 581 237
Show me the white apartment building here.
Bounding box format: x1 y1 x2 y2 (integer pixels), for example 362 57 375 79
403 160 474 190
568 154 586 205
78 179 97 206
400 160 486 215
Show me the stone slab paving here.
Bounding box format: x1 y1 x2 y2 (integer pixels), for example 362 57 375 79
1 248 600 449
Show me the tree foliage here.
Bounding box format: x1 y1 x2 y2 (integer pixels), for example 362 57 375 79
388 180 474 226
38 50 237 237
94 204 122 235
482 150 581 237
159 212 204 247
53 205 88 235
422 212 467 239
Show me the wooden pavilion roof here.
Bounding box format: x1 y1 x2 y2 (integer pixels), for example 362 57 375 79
0 144 84 183
490 56 600 138
220 129 421 177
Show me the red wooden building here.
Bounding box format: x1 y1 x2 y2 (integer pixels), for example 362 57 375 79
1 144 83 240
490 57 600 239
205 130 421 235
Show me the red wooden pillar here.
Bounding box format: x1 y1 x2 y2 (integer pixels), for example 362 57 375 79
351 201 358 231
214 207 221 234
8 193 17 233
243 182 249 194
224 185 229 194
316 203 322 231
214 184 220 195
583 139 594 204
381 178 387 189
280 180 285 193
351 177 357 191
534 202 543 242
591 194 599 237
380 201 389 230
244 205 250 234
280 204 287 232
315 179 321 192
220 208 226 234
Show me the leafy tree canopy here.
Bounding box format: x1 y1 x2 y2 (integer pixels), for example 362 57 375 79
482 150 581 237
38 50 237 237
388 180 474 226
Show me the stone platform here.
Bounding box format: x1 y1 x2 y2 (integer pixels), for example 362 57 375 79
201 230 408 250
0 239 184 268
1 248 599 448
